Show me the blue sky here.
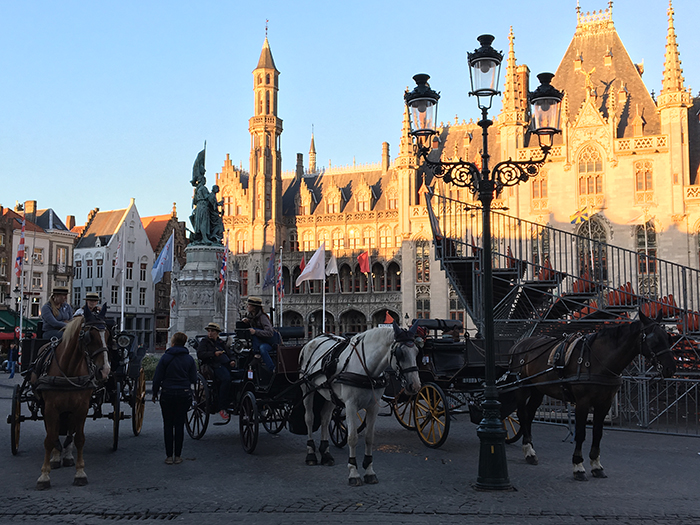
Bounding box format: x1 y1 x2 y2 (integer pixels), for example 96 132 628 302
1 1 697 228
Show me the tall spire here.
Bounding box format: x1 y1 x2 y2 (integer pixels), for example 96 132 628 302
499 27 527 126
658 1 691 108
309 129 317 174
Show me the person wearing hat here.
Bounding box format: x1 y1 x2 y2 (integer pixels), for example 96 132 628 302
242 296 276 374
40 286 74 340
196 322 235 420
73 292 102 317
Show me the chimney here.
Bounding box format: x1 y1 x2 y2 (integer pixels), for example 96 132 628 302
382 142 390 173
24 200 37 223
296 153 304 179
65 215 75 230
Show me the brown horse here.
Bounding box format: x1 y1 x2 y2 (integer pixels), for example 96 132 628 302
507 311 676 481
32 308 111 489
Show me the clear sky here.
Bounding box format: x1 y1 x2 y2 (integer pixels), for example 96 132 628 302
1 1 697 229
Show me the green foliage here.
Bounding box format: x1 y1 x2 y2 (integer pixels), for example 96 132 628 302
141 353 160 381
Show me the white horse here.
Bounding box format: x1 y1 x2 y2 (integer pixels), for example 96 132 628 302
299 322 421 486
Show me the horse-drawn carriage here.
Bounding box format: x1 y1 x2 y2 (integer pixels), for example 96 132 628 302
7 319 147 455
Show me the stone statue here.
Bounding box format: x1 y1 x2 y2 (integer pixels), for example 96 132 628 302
189 148 224 246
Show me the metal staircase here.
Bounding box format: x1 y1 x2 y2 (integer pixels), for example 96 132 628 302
426 190 700 374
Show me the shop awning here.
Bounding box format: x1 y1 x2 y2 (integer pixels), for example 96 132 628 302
0 310 39 333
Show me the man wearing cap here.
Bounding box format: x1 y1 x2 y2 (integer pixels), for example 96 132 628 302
73 292 101 317
197 322 235 420
242 296 276 374
40 286 74 340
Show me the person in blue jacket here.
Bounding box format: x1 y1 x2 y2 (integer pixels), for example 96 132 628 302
152 332 197 465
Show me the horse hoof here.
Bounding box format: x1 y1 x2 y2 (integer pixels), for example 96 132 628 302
573 472 588 481
320 453 335 466
73 477 88 487
305 454 318 466
50 461 61 470
591 468 607 479
63 458 75 468
525 455 538 465
36 481 51 491
363 474 378 484
348 477 363 487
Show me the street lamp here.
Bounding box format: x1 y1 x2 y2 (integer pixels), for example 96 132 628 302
405 35 563 491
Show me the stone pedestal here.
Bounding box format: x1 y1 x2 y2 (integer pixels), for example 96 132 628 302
169 245 239 344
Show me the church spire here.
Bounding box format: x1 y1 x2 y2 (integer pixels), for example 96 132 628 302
309 130 317 174
658 1 691 108
500 27 527 126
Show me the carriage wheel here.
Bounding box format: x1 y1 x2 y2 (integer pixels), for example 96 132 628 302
10 384 22 455
503 411 522 444
329 407 348 448
261 403 286 434
239 391 259 454
111 381 121 451
131 368 146 436
186 373 210 440
413 382 450 449
392 391 416 430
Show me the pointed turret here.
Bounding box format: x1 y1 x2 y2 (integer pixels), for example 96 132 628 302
500 27 528 126
256 37 278 72
309 132 317 174
658 1 691 108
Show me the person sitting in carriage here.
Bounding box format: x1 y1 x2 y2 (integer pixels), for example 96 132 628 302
73 292 101 317
40 286 74 341
197 322 236 421
241 296 277 374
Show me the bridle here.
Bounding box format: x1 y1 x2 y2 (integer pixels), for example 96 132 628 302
79 321 111 382
389 339 419 390
640 321 674 372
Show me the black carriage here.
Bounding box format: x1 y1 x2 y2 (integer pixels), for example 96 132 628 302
382 318 521 448
7 331 147 454
185 324 348 453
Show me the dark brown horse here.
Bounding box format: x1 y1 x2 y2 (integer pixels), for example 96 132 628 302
507 311 676 480
32 308 111 489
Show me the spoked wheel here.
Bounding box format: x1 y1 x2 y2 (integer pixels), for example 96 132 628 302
261 403 286 434
239 391 259 454
413 382 450 449
329 407 347 448
392 390 416 430
131 368 146 436
503 411 522 444
10 384 22 455
111 381 121 451
186 373 210 440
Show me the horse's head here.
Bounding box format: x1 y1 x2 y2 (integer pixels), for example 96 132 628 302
82 308 111 382
390 321 422 394
639 310 676 378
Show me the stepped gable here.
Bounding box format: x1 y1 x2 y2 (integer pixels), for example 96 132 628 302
75 209 126 249
553 6 660 138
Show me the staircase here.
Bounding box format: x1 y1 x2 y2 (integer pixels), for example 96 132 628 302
426 190 700 374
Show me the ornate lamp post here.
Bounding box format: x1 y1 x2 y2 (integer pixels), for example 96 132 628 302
405 34 563 491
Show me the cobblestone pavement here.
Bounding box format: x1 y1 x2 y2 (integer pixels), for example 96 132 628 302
1 374 699 524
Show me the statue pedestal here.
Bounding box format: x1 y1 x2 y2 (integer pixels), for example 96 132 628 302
169 245 239 344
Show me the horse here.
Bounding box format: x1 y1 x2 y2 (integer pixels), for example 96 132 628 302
507 310 676 481
299 322 421 486
31 307 111 489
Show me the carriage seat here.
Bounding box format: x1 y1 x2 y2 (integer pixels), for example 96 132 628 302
427 340 467 374
277 344 302 375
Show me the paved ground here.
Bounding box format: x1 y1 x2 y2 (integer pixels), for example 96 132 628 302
1 372 699 524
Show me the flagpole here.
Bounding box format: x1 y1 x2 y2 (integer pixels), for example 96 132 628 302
224 235 229 332
17 212 26 344
322 274 326 335
120 229 125 332
279 246 283 327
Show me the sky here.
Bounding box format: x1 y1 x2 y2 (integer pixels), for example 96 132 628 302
1 0 698 229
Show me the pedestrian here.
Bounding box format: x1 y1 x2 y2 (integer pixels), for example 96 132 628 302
152 332 197 465
7 343 18 379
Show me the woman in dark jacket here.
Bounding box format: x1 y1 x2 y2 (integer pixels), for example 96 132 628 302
152 332 197 465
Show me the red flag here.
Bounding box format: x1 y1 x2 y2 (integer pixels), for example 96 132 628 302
14 213 26 279
358 251 370 273
384 311 393 324
299 254 306 273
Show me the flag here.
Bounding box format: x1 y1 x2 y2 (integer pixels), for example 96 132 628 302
262 246 276 290
14 213 25 279
299 254 306 273
113 233 123 276
358 251 370 273
384 311 393 324
325 254 338 276
219 239 228 292
296 243 326 286
569 206 589 225
170 297 176 312
276 248 284 301
151 231 174 285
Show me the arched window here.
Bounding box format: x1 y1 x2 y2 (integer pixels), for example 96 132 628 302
372 263 385 292
236 231 249 254
578 145 603 198
318 230 329 249
332 229 344 250
348 228 360 249
379 226 391 248
636 221 657 274
387 262 401 291
362 227 375 249
302 231 314 252
394 226 402 248
575 217 607 283
289 230 299 252
634 160 654 204
416 240 430 283
339 264 352 293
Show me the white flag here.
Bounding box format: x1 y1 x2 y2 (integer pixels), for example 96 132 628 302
113 233 123 276
296 243 326 286
325 254 338 276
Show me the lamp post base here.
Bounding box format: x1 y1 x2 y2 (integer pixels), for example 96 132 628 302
475 399 512 491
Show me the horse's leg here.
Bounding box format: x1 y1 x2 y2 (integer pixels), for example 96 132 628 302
318 402 335 466
72 408 89 486
361 402 380 484
62 434 75 467
345 399 362 486
572 402 590 481
49 440 62 470
589 402 610 479
520 389 543 465
37 402 58 490
303 389 318 465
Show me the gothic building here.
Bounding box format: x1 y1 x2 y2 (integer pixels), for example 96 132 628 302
217 2 700 337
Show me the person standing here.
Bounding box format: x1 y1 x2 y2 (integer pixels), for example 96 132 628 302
152 332 196 465
40 286 73 340
7 343 18 379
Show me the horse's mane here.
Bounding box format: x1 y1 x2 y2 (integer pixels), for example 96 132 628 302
592 319 641 342
61 315 84 350
351 326 393 347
